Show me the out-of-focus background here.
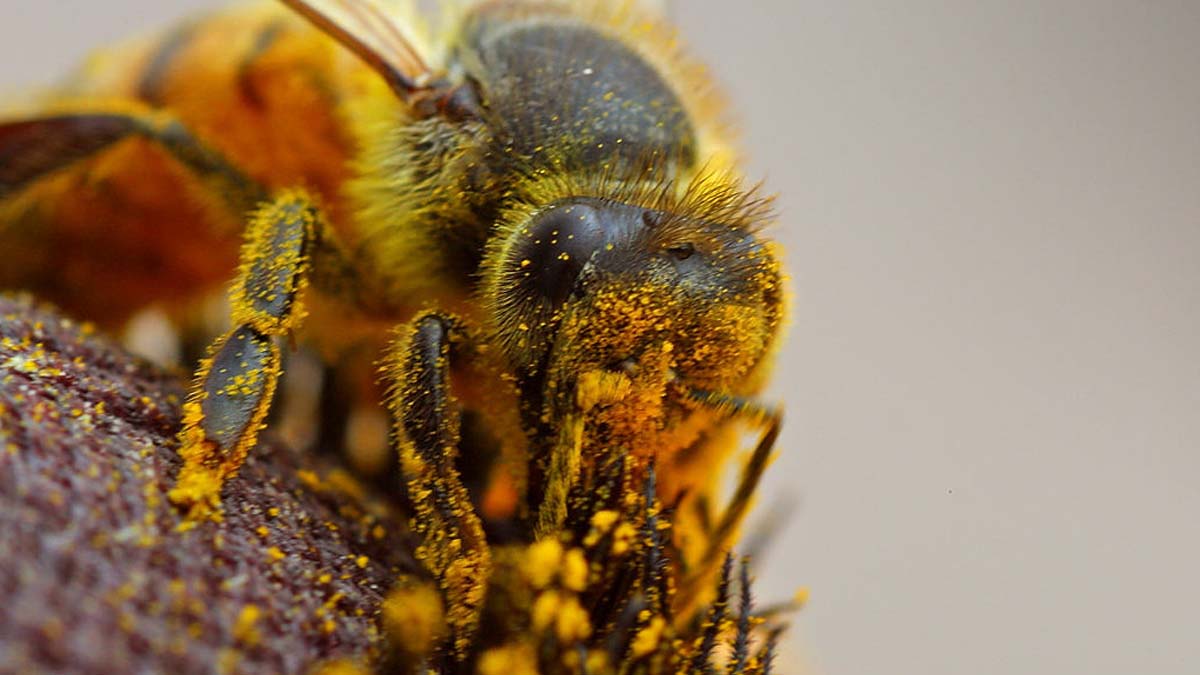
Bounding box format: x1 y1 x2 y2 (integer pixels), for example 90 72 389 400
2 1 1198 673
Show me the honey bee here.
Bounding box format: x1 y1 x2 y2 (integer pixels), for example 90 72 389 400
0 0 787 662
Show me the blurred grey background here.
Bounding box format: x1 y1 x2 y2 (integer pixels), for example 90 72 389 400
2 1 1198 673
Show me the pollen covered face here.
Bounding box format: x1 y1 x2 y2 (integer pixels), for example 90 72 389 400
496 194 784 455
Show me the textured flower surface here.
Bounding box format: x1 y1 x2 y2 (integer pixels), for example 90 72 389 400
0 294 788 675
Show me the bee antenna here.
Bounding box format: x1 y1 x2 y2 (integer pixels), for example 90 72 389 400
280 0 434 101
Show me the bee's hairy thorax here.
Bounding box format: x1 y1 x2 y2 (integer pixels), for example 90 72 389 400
348 4 700 316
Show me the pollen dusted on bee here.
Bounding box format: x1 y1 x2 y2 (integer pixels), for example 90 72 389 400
1 0 794 671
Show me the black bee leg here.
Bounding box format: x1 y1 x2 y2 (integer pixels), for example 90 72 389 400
168 192 326 521
382 312 491 659
679 391 782 603
708 401 782 556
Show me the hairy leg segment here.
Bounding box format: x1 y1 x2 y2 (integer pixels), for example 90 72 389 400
382 313 492 659
168 192 328 522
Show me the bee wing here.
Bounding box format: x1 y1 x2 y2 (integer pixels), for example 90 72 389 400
279 0 434 100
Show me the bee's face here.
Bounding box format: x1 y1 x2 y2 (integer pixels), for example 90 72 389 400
490 195 783 434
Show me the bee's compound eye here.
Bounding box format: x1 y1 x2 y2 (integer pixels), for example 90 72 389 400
512 200 641 306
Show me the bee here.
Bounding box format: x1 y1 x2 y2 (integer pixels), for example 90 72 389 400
0 0 786 659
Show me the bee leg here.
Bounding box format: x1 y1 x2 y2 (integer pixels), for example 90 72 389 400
168 191 326 522
680 392 782 604
535 412 585 539
382 312 491 659
709 403 781 555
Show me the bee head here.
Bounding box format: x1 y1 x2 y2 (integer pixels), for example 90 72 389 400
486 185 784 418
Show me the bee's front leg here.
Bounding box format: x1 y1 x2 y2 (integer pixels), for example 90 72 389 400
168 191 328 521
678 391 782 613
382 312 491 659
